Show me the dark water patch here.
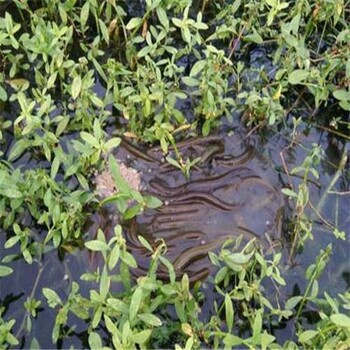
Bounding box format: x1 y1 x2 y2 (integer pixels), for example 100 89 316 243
2 121 349 347
97 131 286 283
0 234 97 348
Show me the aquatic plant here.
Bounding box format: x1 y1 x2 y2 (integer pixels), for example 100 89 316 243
0 0 349 349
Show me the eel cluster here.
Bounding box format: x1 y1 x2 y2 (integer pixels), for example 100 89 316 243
122 136 283 281
116 134 284 282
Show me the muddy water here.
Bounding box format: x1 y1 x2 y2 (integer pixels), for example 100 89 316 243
100 131 285 281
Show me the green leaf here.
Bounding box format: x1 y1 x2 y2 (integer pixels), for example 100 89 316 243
324 292 339 313
104 137 121 151
182 27 191 43
281 188 298 198
245 28 263 44
4 236 20 249
202 120 211 136
225 293 234 333
99 265 110 299
172 18 182 28
121 250 137 268
290 13 301 34
333 89 349 101
138 313 162 326
7 332 19 346
92 58 108 83
182 76 199 87
8 139 29 161
56 115 70 136
81 131 100 148
193 21 208 30
160 137 168 153
190 60 206 77
144 195 162 208
165 156 182 170
223 334 243 347
71 75 82 100
90 94 104 108
6 78 29 89
108 244 120 270
52 323 60 344
156 7 169 29
310 280 319 299
109 155 132 193
107 298 129 313
104 315 118 335
22 245 32 265
47 72 57 89
288 69 309 85
98 19 109 44
285 296 303 310
126 17 142 30
0 265 13 277
129 287 143 321
93 119 102 140
137 46 151 58
0 84 7 101
124 204 142 220
133 329 152 344
29 337 40 349
298 330 318 343
0 185 22 199
137 235 153 251
88 332 103 350
253 310 262 342
278 2 289 9
261 331 275 350
42 288 62 308
159 256 176 283
339 100 350 111
85 240 109 252
80 2 90 29
174 300 187 323
51 156 60 179
92 306 102 329
227 251 253 265
330 313 350 328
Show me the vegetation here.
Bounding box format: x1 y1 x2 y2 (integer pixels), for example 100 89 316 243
0 0 349 348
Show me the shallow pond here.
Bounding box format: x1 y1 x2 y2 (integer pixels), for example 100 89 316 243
93 130 285 282
0 5 349 343
1 119 349 347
